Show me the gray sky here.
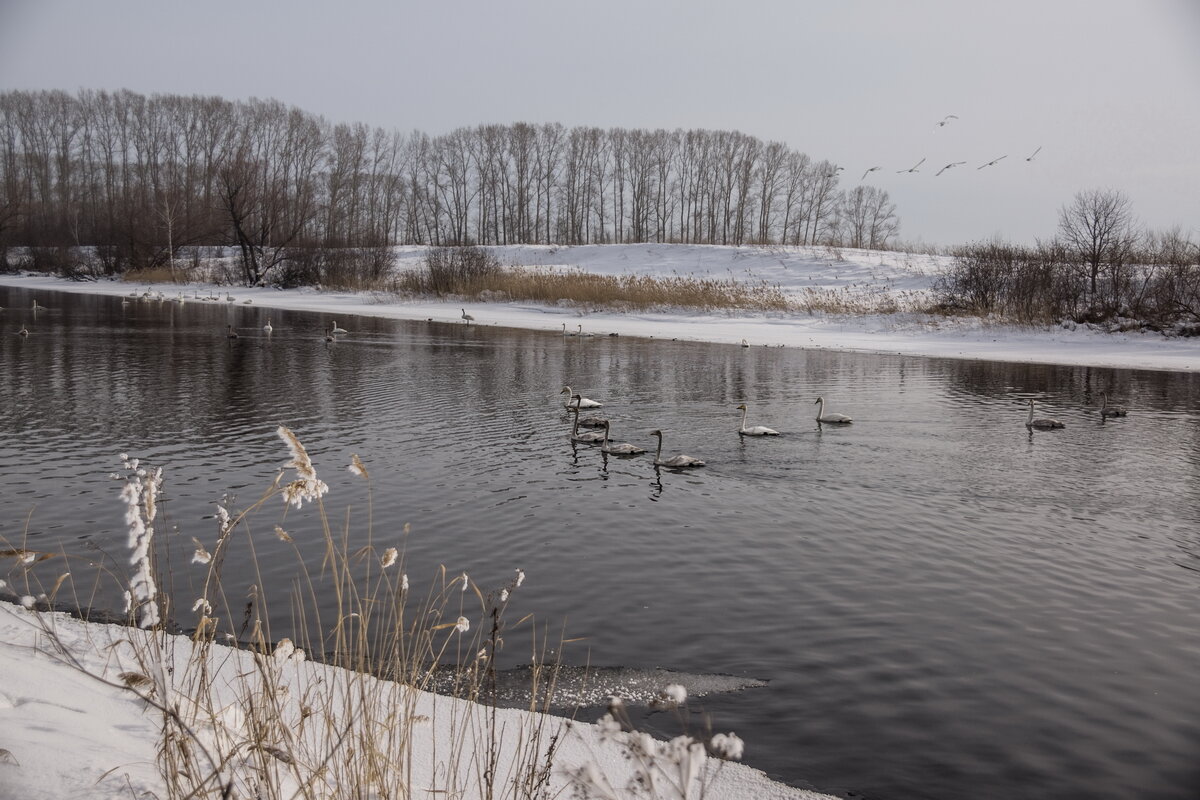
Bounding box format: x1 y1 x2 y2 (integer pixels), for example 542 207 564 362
2 0 1197 246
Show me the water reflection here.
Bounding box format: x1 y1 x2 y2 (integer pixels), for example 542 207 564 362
2 284 1200 800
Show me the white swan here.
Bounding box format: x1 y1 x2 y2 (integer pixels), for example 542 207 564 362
651 430 705 467
263 318 273 334
561 386 602 408
814 397 852 424
600 420 645 455
569 399 606 443
577 324 594 338
736 403 780 436
461 308 475 324
331 321 348 334
562 323 577 336
17 326 29 337
226 324 239 339
1099 392 1127 418
1026 399 1064 430
740 338 750 348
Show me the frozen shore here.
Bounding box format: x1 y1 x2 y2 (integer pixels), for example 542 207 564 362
1 242 1196 372
0 603 832 800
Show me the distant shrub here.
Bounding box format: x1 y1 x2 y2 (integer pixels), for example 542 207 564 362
420 245 502 295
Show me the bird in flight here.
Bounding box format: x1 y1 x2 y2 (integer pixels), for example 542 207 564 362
861 166 881 180
896 158 926 174
824 166 844 178
977 155 1007 170
1025 146 1042 161
935 161 967 176
935 114 959 128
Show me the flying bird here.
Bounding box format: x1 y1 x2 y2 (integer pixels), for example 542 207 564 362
935 114 959 128
935 161 967 176
823 166 844 178
861 166 882 180
1025 146 1042 161
897 158 926 174
977 155 1007 170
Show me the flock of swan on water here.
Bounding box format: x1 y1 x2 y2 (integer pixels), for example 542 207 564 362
559 384 859 469
560 383 1129 468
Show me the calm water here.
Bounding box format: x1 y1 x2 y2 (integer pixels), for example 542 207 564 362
2 286 1199 800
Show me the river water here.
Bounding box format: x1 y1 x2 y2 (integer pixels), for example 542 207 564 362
2 285 1198 800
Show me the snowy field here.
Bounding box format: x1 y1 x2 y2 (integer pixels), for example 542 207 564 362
1 242 1196 372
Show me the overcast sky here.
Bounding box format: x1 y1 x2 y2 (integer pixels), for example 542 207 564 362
2 0 1197 247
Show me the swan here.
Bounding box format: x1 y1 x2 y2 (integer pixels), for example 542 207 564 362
814 397 852 424
740 339 750 348
1099 392 1127 418
577 324 594 338
263 319 273 334
569 399 606 443
561 386 602 408
562 323 577 336
331 321 348 334
576 413 609 428
650 430 705 467
461 308 475 324
600 420 645 455
226 324 239 339
1026 399 1064 430
17 326 29 337
736 403 780 436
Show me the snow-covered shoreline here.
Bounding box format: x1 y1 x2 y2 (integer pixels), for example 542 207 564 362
0 603 832 800
1 243 1195 373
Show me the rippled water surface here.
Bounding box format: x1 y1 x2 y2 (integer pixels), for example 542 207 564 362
3 286 1199 800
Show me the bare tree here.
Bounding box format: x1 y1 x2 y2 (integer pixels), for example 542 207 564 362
1056 188 1138 309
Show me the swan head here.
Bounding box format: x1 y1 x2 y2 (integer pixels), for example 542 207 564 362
736 403 747 411
814 397 824 405
559 386 571 395
650 429 662 437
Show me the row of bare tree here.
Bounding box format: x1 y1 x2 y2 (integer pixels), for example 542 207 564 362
0 89 900 284
935 189 1200 327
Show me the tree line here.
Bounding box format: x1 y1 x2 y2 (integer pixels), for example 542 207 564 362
0 89 900 285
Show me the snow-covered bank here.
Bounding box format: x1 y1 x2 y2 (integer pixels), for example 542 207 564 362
0 603 830 800
1 243 1196 372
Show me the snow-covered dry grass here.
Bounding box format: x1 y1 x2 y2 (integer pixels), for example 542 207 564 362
2 242 1195 371
0 427 828 800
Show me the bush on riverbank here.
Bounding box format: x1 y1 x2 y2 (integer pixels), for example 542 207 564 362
934 233 1200 332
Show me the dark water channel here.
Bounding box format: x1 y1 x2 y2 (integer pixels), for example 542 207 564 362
2 286 1199 800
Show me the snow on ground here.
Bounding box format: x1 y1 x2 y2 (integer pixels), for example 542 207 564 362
0 603 831 800
1 243 1195 372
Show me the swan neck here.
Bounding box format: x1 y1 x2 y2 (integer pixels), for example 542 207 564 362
739 406 748 431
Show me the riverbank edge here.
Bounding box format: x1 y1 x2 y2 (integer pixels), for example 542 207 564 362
2 270 1195 373
0 601 838 800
